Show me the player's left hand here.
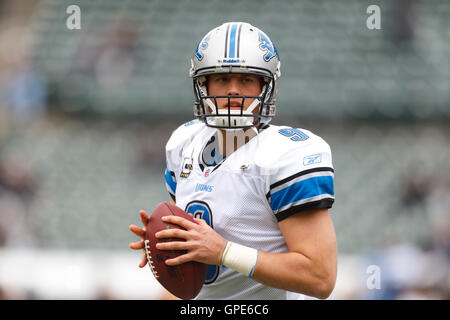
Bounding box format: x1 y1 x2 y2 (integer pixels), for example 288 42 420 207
155 214 227 266
129 210 150 268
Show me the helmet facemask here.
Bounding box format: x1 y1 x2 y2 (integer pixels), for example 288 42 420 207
193 71 276 129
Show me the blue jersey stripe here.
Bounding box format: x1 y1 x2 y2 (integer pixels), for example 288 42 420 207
165 166 177 194
270 176 334 211
228 23 238 58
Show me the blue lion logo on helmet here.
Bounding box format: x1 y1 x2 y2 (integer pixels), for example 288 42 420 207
195 34 210 61
259 32 279 62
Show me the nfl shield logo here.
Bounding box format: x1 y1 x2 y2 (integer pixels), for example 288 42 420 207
204 169 210 177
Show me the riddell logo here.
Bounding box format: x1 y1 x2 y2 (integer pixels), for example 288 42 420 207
222 58 240 63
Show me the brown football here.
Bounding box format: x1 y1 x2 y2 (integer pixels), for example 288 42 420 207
144 202 208 299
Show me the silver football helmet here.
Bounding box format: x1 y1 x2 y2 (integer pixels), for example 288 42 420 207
190 22 281 129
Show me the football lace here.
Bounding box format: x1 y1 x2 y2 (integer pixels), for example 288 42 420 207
144 240 159 279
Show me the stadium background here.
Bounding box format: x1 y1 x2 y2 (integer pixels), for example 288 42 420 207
0 0 448 299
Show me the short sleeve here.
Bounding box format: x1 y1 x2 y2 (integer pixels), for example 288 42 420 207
266 132 335 222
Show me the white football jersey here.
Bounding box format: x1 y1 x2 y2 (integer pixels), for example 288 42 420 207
164 120 335 300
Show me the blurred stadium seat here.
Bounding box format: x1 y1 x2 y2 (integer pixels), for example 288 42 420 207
26 0 450 118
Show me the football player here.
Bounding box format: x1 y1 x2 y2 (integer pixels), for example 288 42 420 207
130 22 337 300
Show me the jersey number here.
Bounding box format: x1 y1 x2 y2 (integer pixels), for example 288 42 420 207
184 200 219 284
278 128 309 141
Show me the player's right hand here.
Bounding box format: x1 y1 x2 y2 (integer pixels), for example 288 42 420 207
129 209 150 268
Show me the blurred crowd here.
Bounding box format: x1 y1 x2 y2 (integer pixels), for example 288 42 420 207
0 0 44 249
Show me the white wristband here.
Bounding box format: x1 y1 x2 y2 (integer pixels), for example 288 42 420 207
221 241 259 278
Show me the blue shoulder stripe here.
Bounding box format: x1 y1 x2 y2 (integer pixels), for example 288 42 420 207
270 175 334 212
165 166 177 194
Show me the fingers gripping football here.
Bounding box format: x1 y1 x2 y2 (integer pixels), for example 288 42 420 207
129 209 150 268
155 215 227 266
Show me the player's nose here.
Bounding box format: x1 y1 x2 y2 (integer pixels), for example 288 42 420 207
226 78 242 96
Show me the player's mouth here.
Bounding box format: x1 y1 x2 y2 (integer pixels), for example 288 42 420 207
227 101 243 110
216 99 244 111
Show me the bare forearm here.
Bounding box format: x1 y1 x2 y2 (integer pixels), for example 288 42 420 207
251 250 336 299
